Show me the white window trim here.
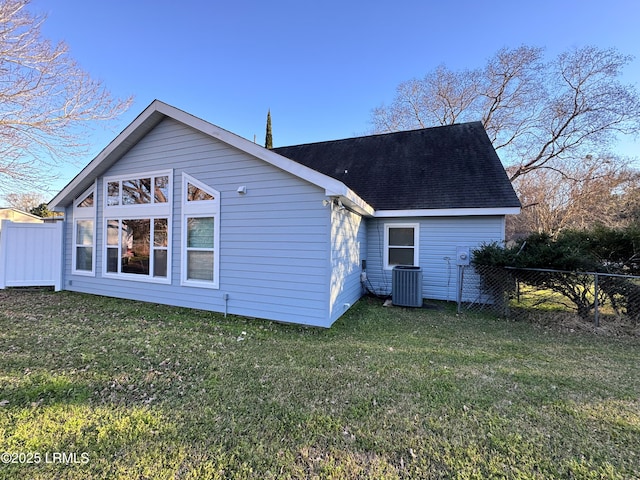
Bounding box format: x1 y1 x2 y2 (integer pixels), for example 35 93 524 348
103 169 172 217
102 170 173 284
383 223 420 270
181 173 220 289
102 216 172 284
72 182 97 276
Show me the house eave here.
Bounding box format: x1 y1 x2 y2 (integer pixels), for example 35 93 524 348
49 100 374 213
373 207 521 218
325 188 374 217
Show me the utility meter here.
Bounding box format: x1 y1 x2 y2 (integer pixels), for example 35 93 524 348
456 246 470 266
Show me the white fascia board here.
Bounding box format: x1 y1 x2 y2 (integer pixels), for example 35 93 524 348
374 206 521 218
164 103 375 215
325 187 375 217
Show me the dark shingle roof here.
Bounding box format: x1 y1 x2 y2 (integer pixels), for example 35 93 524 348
273 121 520 211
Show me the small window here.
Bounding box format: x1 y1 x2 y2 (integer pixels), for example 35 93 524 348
153 218 168 277
187 182 215 202
186 217 215 281
107 181 120 206
154 176 169 203
75 220 94 271
384 224 419 269
122 178 151 205
77 192 94 208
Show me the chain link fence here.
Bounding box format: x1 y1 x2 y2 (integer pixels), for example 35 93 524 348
458 265 640 329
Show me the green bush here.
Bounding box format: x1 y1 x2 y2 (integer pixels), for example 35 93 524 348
474 226 640 274
472 225 640 320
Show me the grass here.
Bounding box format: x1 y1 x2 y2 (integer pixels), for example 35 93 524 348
1 289 639 479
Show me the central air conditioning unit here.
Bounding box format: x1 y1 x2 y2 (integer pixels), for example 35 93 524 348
392 266 423 307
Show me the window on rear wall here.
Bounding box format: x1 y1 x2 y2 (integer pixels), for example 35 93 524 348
105 218 168 279
103 170 172 283
384 223 419 269
181 173 220 289
72 183 96 275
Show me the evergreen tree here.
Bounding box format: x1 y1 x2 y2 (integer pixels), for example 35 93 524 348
265 109 273 149
30 202 52 217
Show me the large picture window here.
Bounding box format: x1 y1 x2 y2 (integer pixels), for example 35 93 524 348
106 218 168 278
72 184 96 275
181 174 220 288
384 223 419 269
104 170 172 283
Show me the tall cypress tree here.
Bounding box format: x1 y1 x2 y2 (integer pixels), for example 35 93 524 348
265 109 273 149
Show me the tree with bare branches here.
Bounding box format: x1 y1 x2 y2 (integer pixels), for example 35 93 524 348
3 191 45 211
507 156 640 237
371 45 640 182
0 0 132 193
372 45 640 235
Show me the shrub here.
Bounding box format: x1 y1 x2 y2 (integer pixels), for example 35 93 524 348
472 225 640 320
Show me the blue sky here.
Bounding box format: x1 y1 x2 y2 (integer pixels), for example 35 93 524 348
26 0 640 194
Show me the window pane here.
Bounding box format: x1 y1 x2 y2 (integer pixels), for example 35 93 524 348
121 219 150 275
154 219 168 247
107 220 119 245
106 247 119 273
188 251 214 281
187 217 214 248
76 220 93 245
122 178 151 204
78 192 94 207
187 183 214 201
389 248 414 266
389 227 415 246
154 250 167 277
107 182 120 206
75 246 92 271
154 176 169 203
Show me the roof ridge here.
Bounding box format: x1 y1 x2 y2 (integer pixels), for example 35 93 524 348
274 121 484 150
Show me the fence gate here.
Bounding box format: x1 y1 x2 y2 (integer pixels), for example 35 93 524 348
0 220 63 291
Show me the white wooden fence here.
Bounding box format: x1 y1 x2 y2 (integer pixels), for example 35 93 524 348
0 220 64 291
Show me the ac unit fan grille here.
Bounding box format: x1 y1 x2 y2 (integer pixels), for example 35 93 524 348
392 266 423 307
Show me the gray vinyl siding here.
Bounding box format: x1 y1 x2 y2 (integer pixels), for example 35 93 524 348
62 118 334 327
365 216 505 301
329 207 367 324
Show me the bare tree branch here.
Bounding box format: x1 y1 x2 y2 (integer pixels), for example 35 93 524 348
0 0 133 194
370 45 640 183
507 157 640 236
371 45 640 235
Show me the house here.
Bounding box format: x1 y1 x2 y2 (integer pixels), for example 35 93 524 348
0 208 43 230
48 100 520 327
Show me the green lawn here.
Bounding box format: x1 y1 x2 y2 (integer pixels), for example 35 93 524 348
1 289 639 479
